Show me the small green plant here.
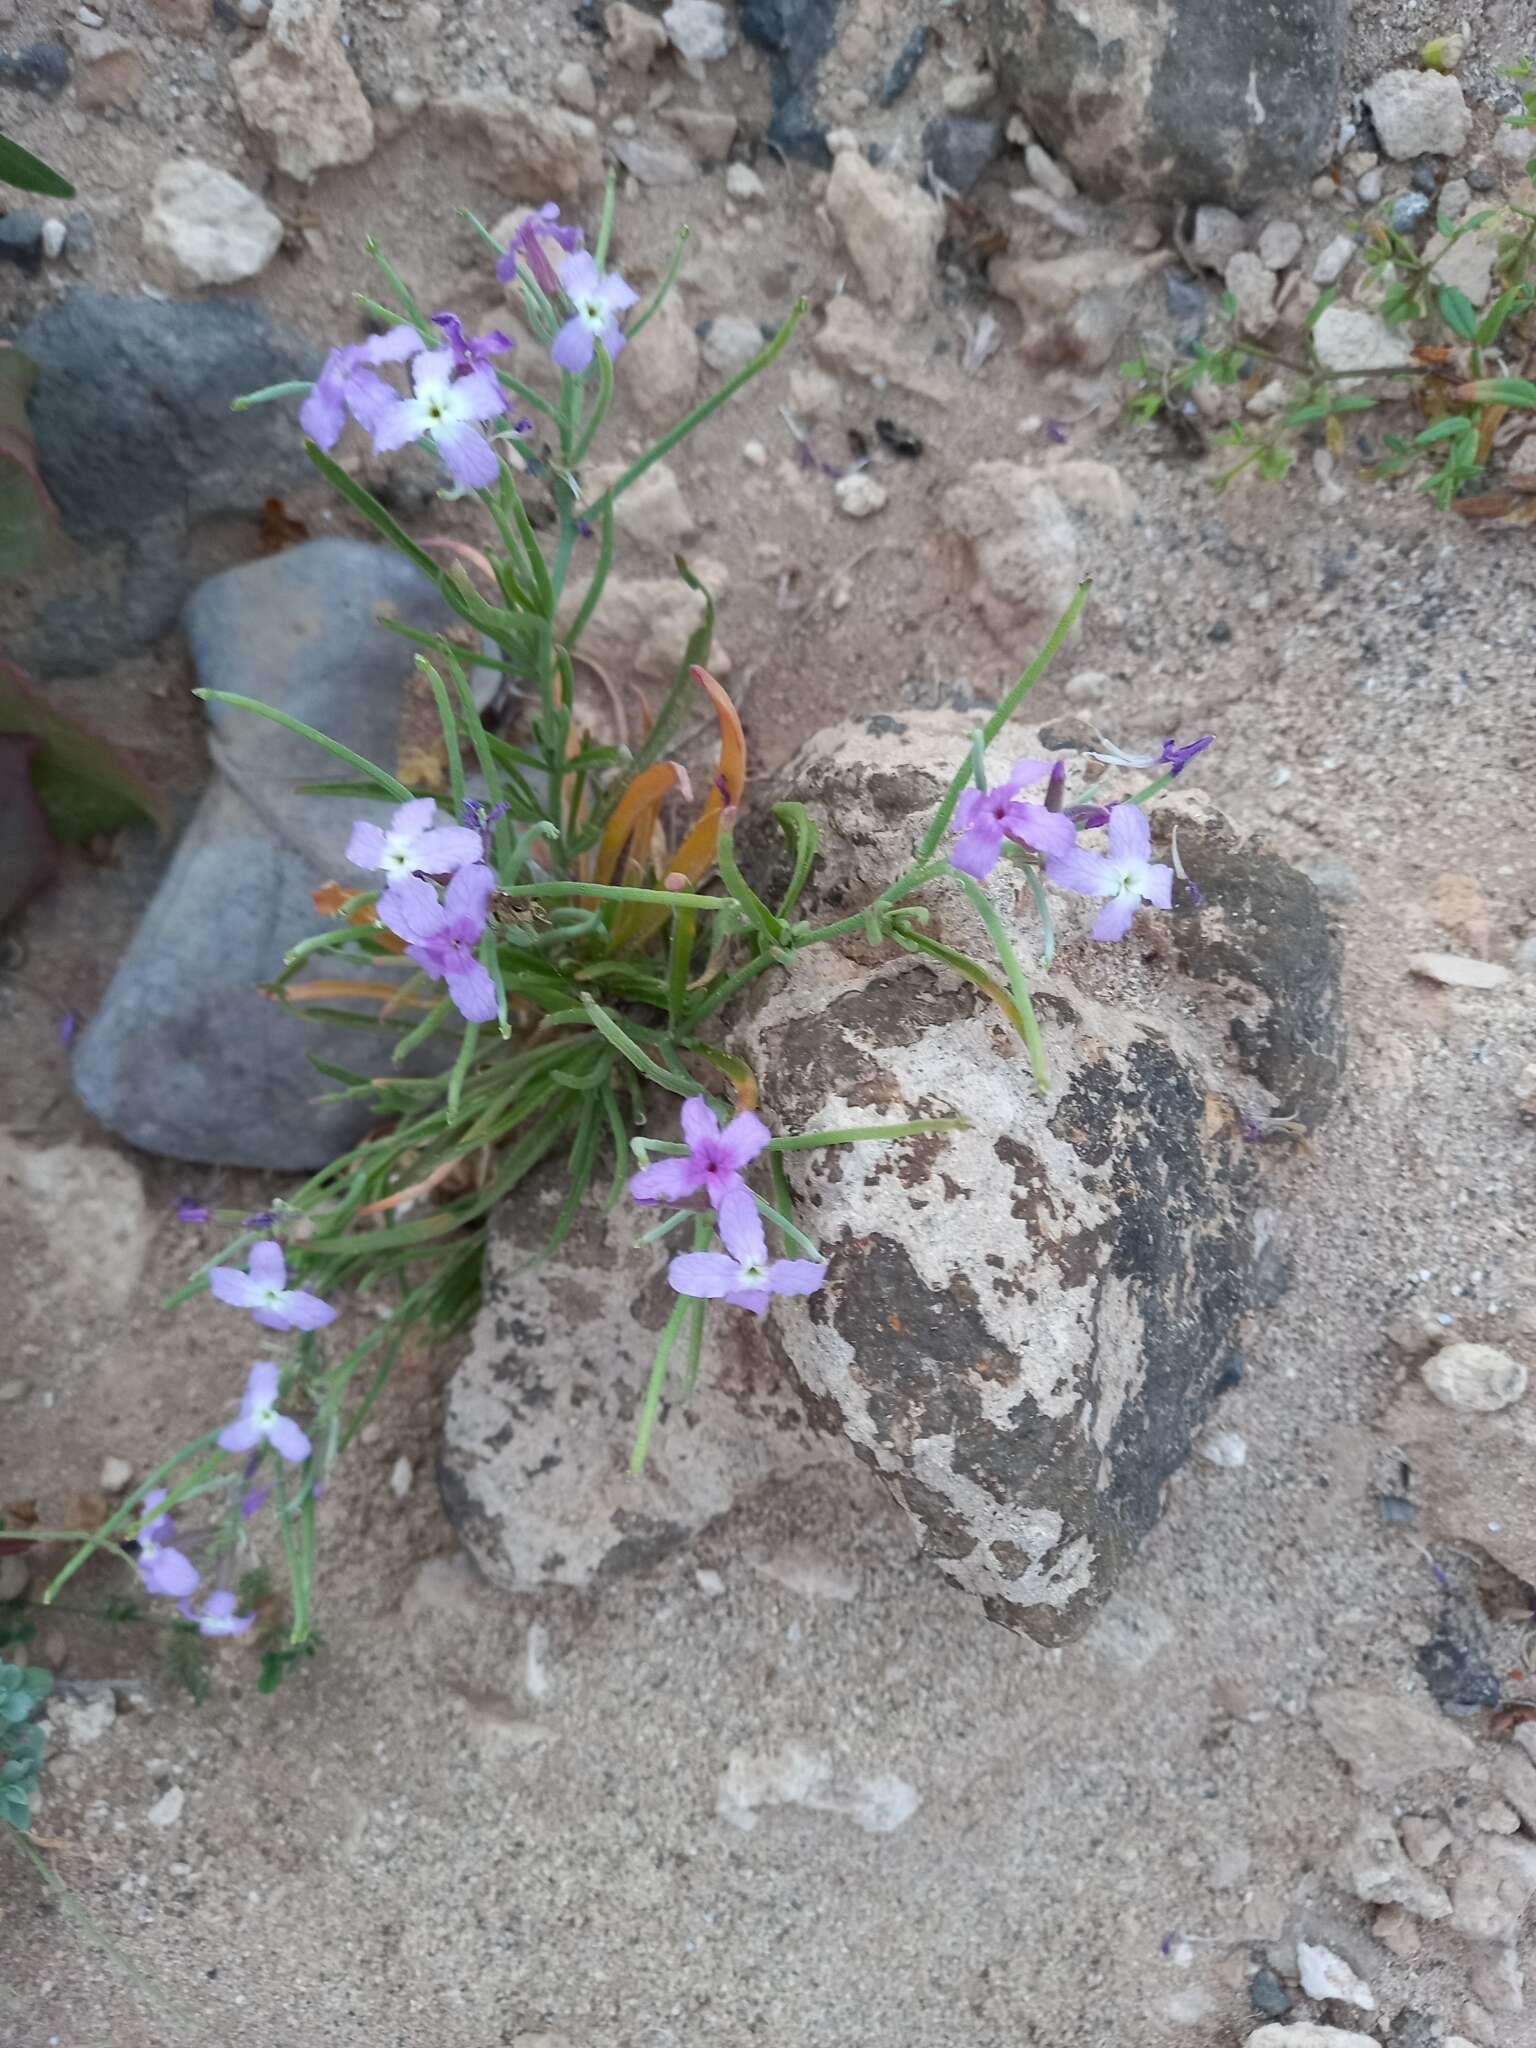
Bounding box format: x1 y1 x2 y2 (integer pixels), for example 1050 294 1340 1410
0 1655 52 1834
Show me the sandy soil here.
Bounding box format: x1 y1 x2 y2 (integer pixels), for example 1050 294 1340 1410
2 0 1536 2043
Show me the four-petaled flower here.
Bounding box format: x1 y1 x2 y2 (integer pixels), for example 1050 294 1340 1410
134 1490 199 1600
949 759 1076 880
551 250 640 374
1159 734 1213 776
629 1096 771 1209
218 1361 313 1464
1089 732 1213 776
668 1186 826 1317
1046 802 1174 943
300 326 424 449
208 1240 337 1333
430 310 515 377
377 864 498 1023
178 1589 256 1638
495 201 585 300
371 347 506 491
346 796 483 883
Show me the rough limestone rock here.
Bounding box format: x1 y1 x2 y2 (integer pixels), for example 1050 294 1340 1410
1364 70 1471 161
939 462 1079 644
73 541 492 1169
987 248 1165 368
825 151 944 321
618 285 699 427
988 0 1347 207
434 92 601 199
1313 1687 1476 1791
726 710 1341 1641
143 157 283 290
440 1174 848 1589
231 0 374 183
1386 1388 1536 1586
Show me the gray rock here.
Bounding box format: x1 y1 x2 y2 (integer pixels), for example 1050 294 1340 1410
738 0 841 165
17 291 319 675
989 0 1346 207
1341 1811 1453 1921
726 712 1340 1642
1249 1969 1290 2019
1188 203 1247 273
1365 70 1471 160
1390 192 1432 234
0 209 44 274
72 540 483 1170
922 116 1003 194
1312 1687 1475 1791
1449 1836 1536 1942
0 41 71 93
439 1172 848 1590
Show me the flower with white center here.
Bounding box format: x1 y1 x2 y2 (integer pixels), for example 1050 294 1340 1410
217 1360 312 1464
370 347 506 490
1046 801 1174 943
550 250 640 374
207 1240 336 1334
346 796 483 882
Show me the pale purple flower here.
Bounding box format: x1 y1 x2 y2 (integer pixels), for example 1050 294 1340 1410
629 1096 771 1210
1046 802 1174 943
495 201 585 299
218 1360 312 1464
176 1198 211 1224
299 326 424 448
430 311 515 377
371 348 506 490
668 1186 825 1317
57 1009 77 1049
949 759 1076 880
207 1240 337 1334
1088 732 1213 777
178 1588 256 1638
241 1486 270 1522
376 864 498 1024
462 796 511 862
134 1489 199 1600
1159 734 1213 776
346 796 483 883
550 250 640 373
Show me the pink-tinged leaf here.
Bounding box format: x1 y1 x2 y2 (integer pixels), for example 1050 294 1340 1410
0 657 170 843
0 736 59 923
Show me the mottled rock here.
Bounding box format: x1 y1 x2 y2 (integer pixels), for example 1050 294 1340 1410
939 461 1079 644
1341 1812 1452 1921
143 157 283 290
727 711 1339 1641
435 93 600 199
1422 1342 1527 1413
73 541 490 1168
1312 305 1416 377
1450 1837 1536 1942
17 290 319 674
988 248 1164 368
605 1 666 70
69 25 144 108
1313 1688 1476 1791
924 116 1003 194
1257 220 1303 271
826 152 943 320
231 0 374 182
1365 70 1471 160
738 0 839 163
440 1174 845 1589
989 0 1347 207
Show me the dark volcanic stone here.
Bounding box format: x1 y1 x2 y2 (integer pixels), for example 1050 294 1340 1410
0 210 44 274
922 116 1004 194
739 0 841 165
0 42 71 95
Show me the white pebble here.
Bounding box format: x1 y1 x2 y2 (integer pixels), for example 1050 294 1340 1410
725 161 764 201
1024 142 1076 202
40 217 66 259
1356 168 1383 203
695 1567 725 1597
99 1456 133 1492
389 1456 413 1498
147 1785 185 1828
1312 234 1358 285
834 471 887 519
1421 1342 1528 1412
1297 1941 1376 2012
741 439 767 467
1197 1429 1248 1469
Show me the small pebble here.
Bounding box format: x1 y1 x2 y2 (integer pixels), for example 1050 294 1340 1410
1249 1968 1290 2020
77 3 104 23
725 161 764 201
741 438 766 466
40 215 65 258
1438 176 1471 221
1390 192 1431 233
1356 168 1383 203
1297 1941 1375 2012
1004 112 1031 148
694 1567 725 1597
1024 142 1075 201
941 70 992 116
1196 1429 1247 1469
1406 951 1511 990
389 1456 413 1499
834 471 887 519
554 60 596 114
147 1785 185 1828
1312 233 1358 285
0 1377 28 1403
99 1455 133 1492
1256 219 1302 271
1421 1342 1527 1413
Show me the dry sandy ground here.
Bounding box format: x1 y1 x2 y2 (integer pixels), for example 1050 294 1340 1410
2 0 1536 2044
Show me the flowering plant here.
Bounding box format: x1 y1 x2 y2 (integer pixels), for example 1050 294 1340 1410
36 187 1208 1683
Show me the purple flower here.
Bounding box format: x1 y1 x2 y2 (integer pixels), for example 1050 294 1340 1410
346 796 483 883
462 797 511 862
299 326 424 449
494 201 585 299
1065 803 1111 831
629 1096 771 1210
430 311 515 378
376 864 498 1024
207 1240 337 1334
1088 732 1213 776
240 1486 270 1522
1046 802 1174 943
948 759 1076 880
550 250 640 374
176 1198 212 1225
1159 734 1213 776
178 1588 256 1639
57 1009 77 1049
217 1360 312 1464
668 1186 826 1317
371 348 506 491
134 1489 200 1600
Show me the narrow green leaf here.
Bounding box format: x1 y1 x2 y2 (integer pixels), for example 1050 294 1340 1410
0 131 73 198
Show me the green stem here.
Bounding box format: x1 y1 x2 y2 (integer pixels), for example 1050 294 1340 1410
571 342 615 467
768 1117 970 1151
626 226 691 343
505 879 731 911
667 903 696 1033
563 499 615 654
956 875 1049 1093
581 996 695 1093
630 1295 689 1474
193 694 414 802
796 857 951 948
41 1440 224 1606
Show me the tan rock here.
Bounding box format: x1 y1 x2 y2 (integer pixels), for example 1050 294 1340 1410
434 93 600 200
553 62 596 114
811 295 949 404
1424 870 1499 954
1387 1387 1536 1584
1312 1687 1475 1791
988 248 1164 369
825 152 943 320
143 157 284 290
940 461 1078 643
70 27 145 109
146 0 207 26
585 461 697 555
557 558 729 683
231 0 374 183
619 285 699 427
1407 951 1511 990
605 1 666 69
1422 1342 1527 1413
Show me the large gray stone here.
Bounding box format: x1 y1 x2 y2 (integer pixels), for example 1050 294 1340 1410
72 539 476 1169
16 290 319 674
988 0 1347 208
440 1172 849 1589
726 710 1341 1641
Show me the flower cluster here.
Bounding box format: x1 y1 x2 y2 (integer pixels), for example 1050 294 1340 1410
630 1097 825 1316
299 203 638 489
129 1241 334 1636
947 740 1209 944
348 797 499 1024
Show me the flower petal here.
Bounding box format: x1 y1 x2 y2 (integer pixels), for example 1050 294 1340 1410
951 787 984 832
299 376 345 448
434 419 500 491
766 1259 826 1298
1106 802 1150 865
715 1184 767 1269
365 324 430 364
628 1155 707 1206
559 249 600 300
721 1285 772 1316
714 1110 772 1172
277 1289 337 1332
451 365 508 422
668 1251 741 1300
207 1266 265 1309
444 862 494 928
1045 847 1115 899
345 820 387 870
679 1095 720 1152
1141 860 1174 910
413 825 484 874
392 797 439 840
1002 758 1052 797
1003 802 1075 861
377 875 445 945
551 315 595 374
251 1305 294 1333
344 369 398 434
247 1240 286 1290
597 272 640 316
369 395 427 454
446 959 499 1025
267 1414 313 1464
143 1547 201 1598
948 818 1003 880
247 1360 281 1406
217 1416 262 1455
1090 894 1139 943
